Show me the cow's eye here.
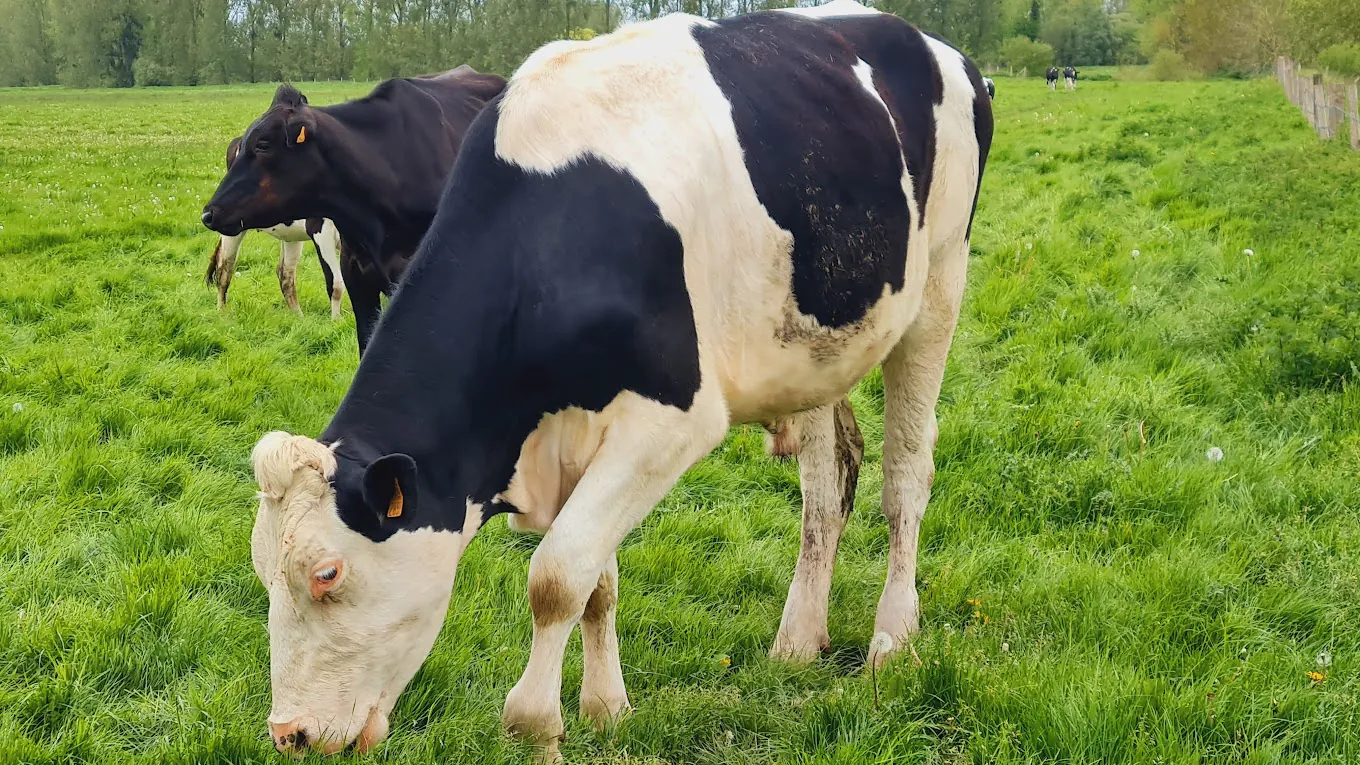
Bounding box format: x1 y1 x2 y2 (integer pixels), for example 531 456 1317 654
309 560 344 599
255 139 273 154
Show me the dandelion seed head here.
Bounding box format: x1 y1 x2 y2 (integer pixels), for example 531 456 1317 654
1206 447 1224 462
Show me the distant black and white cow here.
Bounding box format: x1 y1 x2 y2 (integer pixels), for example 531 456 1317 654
205 218 345 318
1063 65 1078 90
1046 66 1059 90
245 0 992 757
200 66 506 353
204 136 346 317
983 76 995 99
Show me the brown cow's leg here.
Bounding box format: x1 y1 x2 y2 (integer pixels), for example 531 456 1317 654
277 240 304 316
209 232 244 310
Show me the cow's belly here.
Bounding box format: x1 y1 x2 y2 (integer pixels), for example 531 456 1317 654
262 221 311 241
709 275 926 425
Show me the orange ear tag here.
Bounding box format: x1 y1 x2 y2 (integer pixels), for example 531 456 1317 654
387 480 403 518
297 126 307 144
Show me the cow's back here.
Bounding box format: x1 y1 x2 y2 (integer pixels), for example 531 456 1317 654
466 7 984 422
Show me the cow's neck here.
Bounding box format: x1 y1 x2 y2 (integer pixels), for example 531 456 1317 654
312 110 432 282
320 234 541 528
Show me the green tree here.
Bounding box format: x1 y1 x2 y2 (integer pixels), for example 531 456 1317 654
0 0 58 86
999 34 1053 73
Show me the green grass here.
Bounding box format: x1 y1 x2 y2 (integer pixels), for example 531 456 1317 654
2 76 1359 764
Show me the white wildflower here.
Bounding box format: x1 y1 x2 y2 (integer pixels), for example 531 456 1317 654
1243 248 1255 256
11 402 22 413
1206 447 1224 462
1001 642 1010 653
1025 242 1033 250
1317 651 1333 668
1132 249 1140 258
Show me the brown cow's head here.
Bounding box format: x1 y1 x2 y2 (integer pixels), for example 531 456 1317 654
202 85 323 236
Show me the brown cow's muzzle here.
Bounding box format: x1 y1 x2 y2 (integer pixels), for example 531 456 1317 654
200 205 246 237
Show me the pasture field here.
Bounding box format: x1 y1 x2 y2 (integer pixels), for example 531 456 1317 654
2 74 1360 764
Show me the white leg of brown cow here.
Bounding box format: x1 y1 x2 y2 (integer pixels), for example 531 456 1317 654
208 232 244 310
277 240 304 316
502 391 727 755
872 237 968 668
770 396 863 662
578 551 629 728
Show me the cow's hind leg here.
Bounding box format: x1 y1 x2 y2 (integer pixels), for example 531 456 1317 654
872 235 968 668
313 227 346 320
579 551 629 727
502 391 727 755
277 240 304 316
770 396 863 662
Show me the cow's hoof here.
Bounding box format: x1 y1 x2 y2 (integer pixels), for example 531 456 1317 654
580 692 631 731
867 631 921 670
502 691 564 751
769 628 829 663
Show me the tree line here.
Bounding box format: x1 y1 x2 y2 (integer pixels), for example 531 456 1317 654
0 0 1356 88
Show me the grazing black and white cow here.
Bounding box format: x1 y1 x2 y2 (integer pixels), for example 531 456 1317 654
200 66 506 353
1063 65 1078 90
983 76 995 99
1046 66 1059 90
246 0 991 757
205 137 346 318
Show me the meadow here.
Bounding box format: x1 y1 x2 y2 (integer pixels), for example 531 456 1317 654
2 72 1359 764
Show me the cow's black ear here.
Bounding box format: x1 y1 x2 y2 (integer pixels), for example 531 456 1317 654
362 453 418 523
226 136 242 168
272 83 307 108
286 113 317 148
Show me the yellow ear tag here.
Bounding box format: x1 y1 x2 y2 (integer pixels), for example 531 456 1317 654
387 479 403 518
297 125 307 144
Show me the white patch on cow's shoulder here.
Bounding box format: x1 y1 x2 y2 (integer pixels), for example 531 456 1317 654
778 0 881 18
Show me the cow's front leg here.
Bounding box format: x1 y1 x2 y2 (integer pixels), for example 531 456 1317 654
579 552 628 727
502 391 726 755
277 240 304 315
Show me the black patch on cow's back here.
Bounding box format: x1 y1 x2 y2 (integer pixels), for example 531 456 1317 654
818 15 943 230
693 13 913 329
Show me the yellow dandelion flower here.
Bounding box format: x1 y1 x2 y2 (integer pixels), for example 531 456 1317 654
1307 671 1324 683
966 598 981 607
719 656 731 668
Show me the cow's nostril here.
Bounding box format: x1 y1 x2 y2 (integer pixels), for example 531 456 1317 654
293 729 308 749
200 209 215 228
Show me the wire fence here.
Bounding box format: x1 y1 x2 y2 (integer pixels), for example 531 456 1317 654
1277 57 1360 150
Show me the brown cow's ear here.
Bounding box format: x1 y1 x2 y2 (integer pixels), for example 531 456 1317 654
286 114 316 148
272 83 307 108
362 453 418 524
226 136 242 168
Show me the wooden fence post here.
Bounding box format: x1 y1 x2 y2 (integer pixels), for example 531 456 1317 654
1312 74 1326 137
1330 85 1347 141
1348 79 1360 151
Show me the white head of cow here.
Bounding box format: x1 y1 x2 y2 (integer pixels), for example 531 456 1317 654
248 431 479 755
